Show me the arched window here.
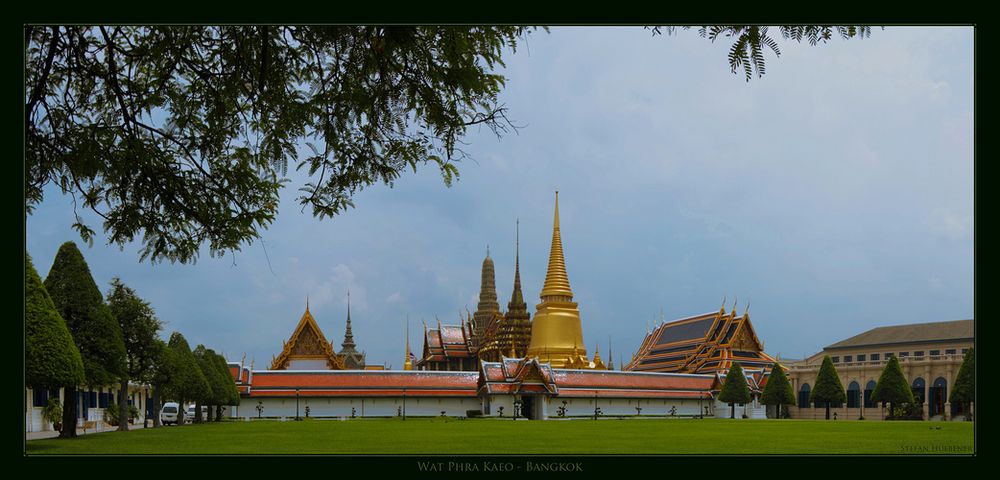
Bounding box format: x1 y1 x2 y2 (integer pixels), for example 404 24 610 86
864 380 877 408
911 377 926 405
847 381 861 408
798 384 811 408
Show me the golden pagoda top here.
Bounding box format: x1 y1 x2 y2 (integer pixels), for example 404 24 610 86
539 191 574 301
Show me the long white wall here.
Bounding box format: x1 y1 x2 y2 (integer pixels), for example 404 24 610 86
236 396 481 419
545 397 708 418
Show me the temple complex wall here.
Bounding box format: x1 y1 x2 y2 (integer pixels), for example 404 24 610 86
235 396 480 419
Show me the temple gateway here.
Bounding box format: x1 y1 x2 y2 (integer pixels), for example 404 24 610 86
226 193 775 420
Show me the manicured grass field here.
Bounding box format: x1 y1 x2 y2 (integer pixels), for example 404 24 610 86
26 418 974 455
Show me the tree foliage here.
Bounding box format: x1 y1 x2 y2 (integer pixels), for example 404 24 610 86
870 355 913 407
26 25 874 264
810 356 846 405
760 363 795 411
43 241 126 386
107 278 162 382
209 350 241 407
651 26 872 81
719 362 751 405
165 332 210 423
25 252 85 389
949 347 974 405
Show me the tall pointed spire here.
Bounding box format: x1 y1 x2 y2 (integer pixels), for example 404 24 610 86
471 240 500 350
338 290 364 369
404 316 413 371
540 191 574 300
510 218 524 306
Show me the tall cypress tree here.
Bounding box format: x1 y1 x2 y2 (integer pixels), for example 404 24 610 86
148 339 177 427
166 332 210 425
207 349 240 421
870 355 913 419
810 356 846 420
760 363 795 418
949 347 974 419
718 362 751 419
44 242 126 438
193 345 225 422
25 253 85 393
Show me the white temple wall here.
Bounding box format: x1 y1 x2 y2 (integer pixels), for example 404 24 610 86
239 396 479 419
545 397 706 418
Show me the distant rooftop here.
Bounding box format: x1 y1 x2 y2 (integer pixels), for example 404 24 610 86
824 319 973 350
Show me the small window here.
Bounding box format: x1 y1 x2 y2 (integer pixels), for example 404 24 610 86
857 354 866 362
870 353 880 361
914 351 924 357
831 356 840 363
945 349 956 355
885 352 894 359
33 389 48 407
899 352 909 358
962 348 968 354
843 355 853 363
929 350 940 356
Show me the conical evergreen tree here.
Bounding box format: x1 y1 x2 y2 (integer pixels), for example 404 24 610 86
810 355 846 420
166 332 210 425
760 363 795 418
870 355 913 419
949 347 974 419
207 350 240 421
718 362 751 419
43 242 126 438
25 253 85 391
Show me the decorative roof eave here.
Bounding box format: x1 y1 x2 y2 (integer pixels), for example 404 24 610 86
271 308 345 370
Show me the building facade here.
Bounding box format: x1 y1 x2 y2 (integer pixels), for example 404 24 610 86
25 383 153 433
786 319 973 421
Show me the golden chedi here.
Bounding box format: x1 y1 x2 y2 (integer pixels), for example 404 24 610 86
526 192 590 368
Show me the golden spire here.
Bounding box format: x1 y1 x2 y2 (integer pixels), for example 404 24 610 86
404 317 413 371
539 191 574 300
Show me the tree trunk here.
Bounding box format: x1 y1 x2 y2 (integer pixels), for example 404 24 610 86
825 402 831 420
177 396 185 425
730 403 735 419
207 404 214 422
118 379 130 431
60 385 78 438
216 405 223 421
152 387 161 427
195 400 203 423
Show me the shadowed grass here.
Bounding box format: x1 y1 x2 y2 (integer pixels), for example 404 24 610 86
26 418 973 455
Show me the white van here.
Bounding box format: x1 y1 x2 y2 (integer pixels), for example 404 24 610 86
160 402 179 425
186 405 208 420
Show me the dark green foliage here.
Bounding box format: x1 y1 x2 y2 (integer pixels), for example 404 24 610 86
26 26 874 264
193 345 231 416
949 347 974 406
25 26 531 263
25 253 85 389
107 278 162 430
166 332 210 424
651 26 872 81
760 363 795 418
43 242 127 386
209 350 241 408
871 355 913 420
810 356 846 419
718 363 751 418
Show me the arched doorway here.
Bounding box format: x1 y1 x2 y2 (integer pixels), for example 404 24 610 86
847 381 861 408
864 380 877 408
798 384 811 408
928 377 947 417
911 377 926 409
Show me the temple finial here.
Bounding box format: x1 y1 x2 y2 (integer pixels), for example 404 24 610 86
306 294 310 312
744 299 751 316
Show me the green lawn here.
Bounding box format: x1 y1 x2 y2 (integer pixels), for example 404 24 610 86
26 418 974 455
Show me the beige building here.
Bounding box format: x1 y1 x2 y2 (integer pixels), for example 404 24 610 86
786 319 972 421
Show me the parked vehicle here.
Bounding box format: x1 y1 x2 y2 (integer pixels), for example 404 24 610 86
160 402 179 425
185 405 208 420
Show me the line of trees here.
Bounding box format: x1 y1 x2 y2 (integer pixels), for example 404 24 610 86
25 241 240 437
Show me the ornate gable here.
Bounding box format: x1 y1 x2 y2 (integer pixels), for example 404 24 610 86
271 306 345 370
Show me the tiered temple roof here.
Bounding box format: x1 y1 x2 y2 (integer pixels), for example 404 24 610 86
270 302 345 370
625 303 777 375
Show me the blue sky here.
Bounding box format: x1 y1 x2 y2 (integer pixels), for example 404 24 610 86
26 26 974 368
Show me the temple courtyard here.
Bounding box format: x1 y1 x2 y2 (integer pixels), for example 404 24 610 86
26 418 973 455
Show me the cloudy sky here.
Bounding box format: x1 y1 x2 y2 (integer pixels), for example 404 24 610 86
26 26 973 368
